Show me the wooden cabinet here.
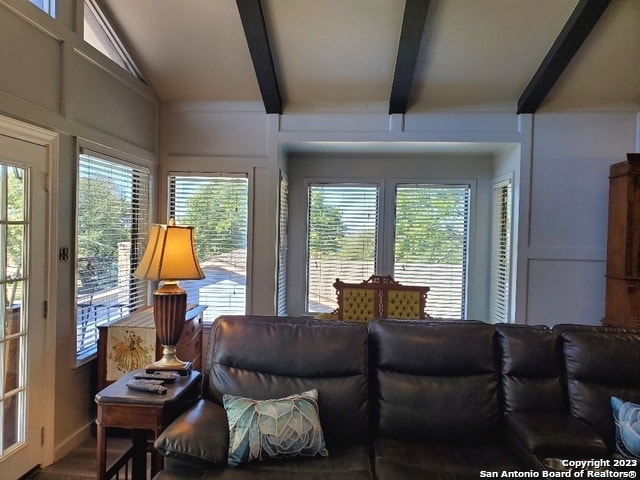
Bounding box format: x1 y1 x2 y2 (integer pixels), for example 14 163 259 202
604 153 640 328
97 305 205 391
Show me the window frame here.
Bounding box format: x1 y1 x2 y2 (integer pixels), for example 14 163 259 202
74 146 151 365
386 177 476 320
301 177 476 318
304 181 381 314
29 0 56 18
277 173 289 316
489 174 514 323
390 181 472 319
167 172 251 324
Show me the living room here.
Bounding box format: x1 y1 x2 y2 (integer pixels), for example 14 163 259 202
0 0 638 477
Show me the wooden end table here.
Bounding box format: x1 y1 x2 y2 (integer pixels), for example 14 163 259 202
95 369 202 480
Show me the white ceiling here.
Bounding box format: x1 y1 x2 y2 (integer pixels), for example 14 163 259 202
102 0 639 113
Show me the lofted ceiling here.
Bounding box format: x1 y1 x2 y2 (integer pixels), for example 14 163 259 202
102 0 639 114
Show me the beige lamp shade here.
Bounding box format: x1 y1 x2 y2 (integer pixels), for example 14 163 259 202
134 220 205 282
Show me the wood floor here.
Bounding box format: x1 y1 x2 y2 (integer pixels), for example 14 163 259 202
24 435 146 480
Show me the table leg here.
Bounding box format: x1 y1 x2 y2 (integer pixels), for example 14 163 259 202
150 430 163 478
132 429 148 480
96 422 107 480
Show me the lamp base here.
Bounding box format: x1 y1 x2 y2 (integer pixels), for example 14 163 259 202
149 283 191 376
146 364 192 376
145 343 192 375
146 361 192 376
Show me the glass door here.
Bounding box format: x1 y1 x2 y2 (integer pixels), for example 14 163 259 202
0 133 48 477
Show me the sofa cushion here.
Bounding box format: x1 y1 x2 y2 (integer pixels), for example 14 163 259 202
506 412 607 457
496 325 567 413
154 399 229 467
205 316 369 447
611 397 640 459
223 389 328 466
156 444 373 480
369 319 502 443
562 331 640 452
374 437 520 480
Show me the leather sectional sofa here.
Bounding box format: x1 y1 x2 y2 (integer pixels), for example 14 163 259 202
152 316 640 479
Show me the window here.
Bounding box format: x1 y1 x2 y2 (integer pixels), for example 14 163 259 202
168 174 249 323
29 0 55 17
306 184 379 313
489 178 512 323
303 181 470 319
75 151 150 364
393 184 470 319
277 175 289 315
83 0 143 79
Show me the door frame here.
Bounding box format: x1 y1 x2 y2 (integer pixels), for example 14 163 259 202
0 114 58 468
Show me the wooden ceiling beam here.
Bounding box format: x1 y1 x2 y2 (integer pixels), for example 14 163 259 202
236 0 282 114
389 0 431 115
517 0 610 114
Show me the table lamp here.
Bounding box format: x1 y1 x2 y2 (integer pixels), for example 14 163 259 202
134 218 205 372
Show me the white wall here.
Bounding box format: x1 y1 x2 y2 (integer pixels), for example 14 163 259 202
0 0 159 462
159 102 280 315
519 112 639 326
285 152 495 320
163 107 529 320
163 104 640 329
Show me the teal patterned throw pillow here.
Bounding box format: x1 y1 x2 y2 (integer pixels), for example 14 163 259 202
223 389 329 466
611 396 640 459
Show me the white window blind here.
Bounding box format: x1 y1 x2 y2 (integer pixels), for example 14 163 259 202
489 179 512 323
76 152 150 363
168 174 248 322
393 184 470 319
306 184 378 313
277 175 289 316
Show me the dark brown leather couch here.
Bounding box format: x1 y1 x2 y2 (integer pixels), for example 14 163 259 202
152 316 640 479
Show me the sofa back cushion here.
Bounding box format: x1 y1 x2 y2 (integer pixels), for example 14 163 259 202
554 324 640 335
369 319 501 443
562 330 640 452
496 324 567 413
204 316 369 447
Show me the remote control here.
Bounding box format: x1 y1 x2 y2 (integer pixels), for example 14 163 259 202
126 379 167 395
133 372 178 383
132 378 164 385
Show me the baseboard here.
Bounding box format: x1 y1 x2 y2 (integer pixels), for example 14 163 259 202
53 421 93 463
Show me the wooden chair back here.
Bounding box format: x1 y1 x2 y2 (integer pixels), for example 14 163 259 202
333 275 430 322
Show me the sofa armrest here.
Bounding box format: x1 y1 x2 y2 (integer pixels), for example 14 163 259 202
155 399 229 467
506 412 607 458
